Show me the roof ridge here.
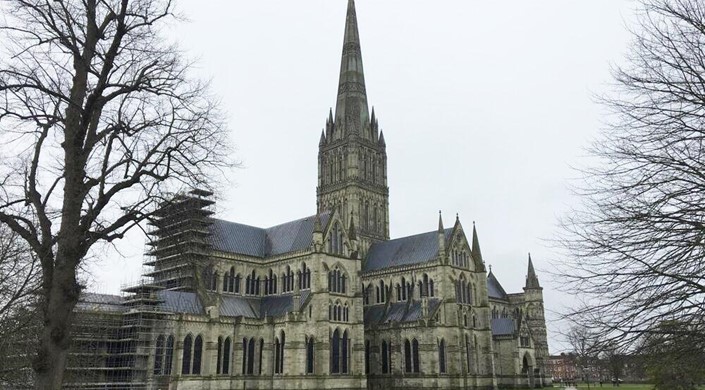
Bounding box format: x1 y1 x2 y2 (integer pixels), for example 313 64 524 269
375 227 453 245
210 217 266 232
264 210 332 231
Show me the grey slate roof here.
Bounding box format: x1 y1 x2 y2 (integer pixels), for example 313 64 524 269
208 213 331 258
76 293 125 313
364 228 453 272
157 290 204 314
487 271 509 300
219 290 311 319
220 295 258 318
491 317 516 336
363 299 441 325
79 289 310 320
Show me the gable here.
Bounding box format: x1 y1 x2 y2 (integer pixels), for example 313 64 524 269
487 272 509 300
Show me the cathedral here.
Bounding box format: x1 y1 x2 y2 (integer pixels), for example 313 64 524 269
65 1 550 389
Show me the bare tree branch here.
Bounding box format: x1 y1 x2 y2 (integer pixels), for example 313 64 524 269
556 0 705 354
0 0 234 388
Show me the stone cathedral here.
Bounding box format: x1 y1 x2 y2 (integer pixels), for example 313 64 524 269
66 1 550 389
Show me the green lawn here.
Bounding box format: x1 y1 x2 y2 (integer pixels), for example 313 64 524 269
564 383 705 390
567 385 653 390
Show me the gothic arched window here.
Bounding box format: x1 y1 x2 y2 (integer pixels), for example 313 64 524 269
259 338 264 375
382 340 390 374
401 277 407 301
412 339 420 373
181 334 193 375
247 338 255 375
216 336 223 375
404 339 412 373
154 335 165 375
439 338 447 374
328 267 347 294
223 272 230 293
330 329 340 374
276 331 285 374
306 336 315 374
341 330 349 374
365 339 370 374
223 337 231 375
192 335 203 375
164 335 174 375
274 337 281 374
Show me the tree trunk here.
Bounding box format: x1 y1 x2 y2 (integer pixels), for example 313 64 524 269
33 262 81 390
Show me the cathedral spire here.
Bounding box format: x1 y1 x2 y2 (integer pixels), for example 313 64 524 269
317 0 389 248
525 253 541 289
334 0 370 139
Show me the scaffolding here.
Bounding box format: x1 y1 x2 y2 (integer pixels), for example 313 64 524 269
144 189 215 291
62 189 215 389
64 284 171 390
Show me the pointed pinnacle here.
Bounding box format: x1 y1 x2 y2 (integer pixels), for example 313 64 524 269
348 210 357 240
314 212 322 233
526 253 541 289
438 210 444 232
471 222 483 263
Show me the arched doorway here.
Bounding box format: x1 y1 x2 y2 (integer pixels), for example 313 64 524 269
522 353 534 388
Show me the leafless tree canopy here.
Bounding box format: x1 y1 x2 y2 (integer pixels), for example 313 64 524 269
0 224 38 324
557 0 705 351
0 224 39 387
638 321 705 390
0 0 231 388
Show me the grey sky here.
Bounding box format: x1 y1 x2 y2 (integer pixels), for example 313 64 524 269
87 0 637 353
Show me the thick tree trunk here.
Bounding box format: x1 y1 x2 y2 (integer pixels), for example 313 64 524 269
33 262 81 390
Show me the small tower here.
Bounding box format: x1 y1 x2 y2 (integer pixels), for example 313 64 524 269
523 253 549 386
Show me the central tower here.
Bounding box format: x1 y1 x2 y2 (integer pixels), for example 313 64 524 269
317 0 389 252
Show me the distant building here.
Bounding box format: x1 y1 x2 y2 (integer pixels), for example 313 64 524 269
546 353 578 383
65 1 550 389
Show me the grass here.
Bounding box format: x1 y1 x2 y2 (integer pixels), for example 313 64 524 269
560 384 653 390
564 383 705 390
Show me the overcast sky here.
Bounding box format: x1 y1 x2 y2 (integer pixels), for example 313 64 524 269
87 0 638 353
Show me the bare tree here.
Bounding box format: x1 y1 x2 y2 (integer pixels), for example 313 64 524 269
637 321 705 390
566 325 599 387
557 0 705 352
0 0 231 388
0 224 38 325
0 224 38 387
